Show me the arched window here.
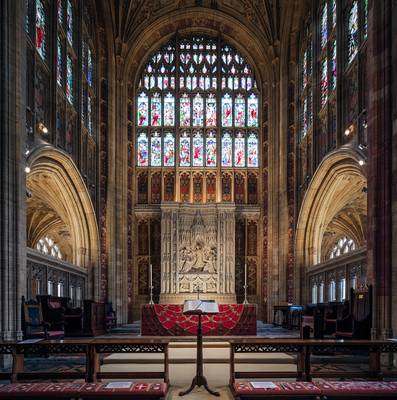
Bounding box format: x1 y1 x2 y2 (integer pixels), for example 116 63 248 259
135 35 260 169
25 0 99 201
36 236 63 260
298 19 313 140
328 280 336 301
312 284 318 304
329 237 356 259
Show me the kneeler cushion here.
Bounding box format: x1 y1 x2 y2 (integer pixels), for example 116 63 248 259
233 381 321 397
79 382 167 397
316 381 397 396
0 382 168 398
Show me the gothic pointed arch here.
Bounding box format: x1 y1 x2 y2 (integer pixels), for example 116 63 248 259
295 148 367 299
26 146 99 295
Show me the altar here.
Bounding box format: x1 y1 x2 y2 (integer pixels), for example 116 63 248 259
141 304 257 336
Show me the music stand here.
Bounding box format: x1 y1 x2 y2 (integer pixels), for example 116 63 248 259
179 299 220 397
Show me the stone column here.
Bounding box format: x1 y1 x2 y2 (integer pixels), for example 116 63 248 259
0 0 26 347
366 0 393 338
391 0 397 338
217 204 236 294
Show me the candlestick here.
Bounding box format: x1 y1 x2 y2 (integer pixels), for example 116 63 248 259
243 262 249 305
149 263 154 305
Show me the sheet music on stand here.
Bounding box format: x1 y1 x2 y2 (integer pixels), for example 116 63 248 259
183 300 219 315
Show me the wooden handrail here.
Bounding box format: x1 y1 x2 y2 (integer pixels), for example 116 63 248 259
0 338 396 384
0 338 171 383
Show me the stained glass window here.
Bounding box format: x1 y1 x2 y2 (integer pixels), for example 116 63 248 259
87 93 93 134
234 133 245 167
58 0 64 24
247 133 258 167
151 132 162 166
206 132 217 167
234 94 246 127
136 36 259 168
35 0 46 59
164 93 175 126
66 0 74 46
221 94 233 127
151 93 161 126
57 35 63 86
347 1 359 64
320 2 328 49
320 58 328 107
87 46 93 86
163 132 175 166
137 132 149 167
330 40 337 91
206 94 216 127
247 94 258 127
330 0 336 28
66 54 73 104
363 0 368 39
180 132 191 167
221 132 233 167
180 94 191 126
193 94 204 126
192 132 204 166
137 93 149 126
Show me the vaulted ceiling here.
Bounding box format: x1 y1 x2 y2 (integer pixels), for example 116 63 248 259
104 0 304 61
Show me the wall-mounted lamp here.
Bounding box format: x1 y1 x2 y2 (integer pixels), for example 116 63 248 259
344 125 354 136
25 166 31 173
358 159 365 166
38 122 48 135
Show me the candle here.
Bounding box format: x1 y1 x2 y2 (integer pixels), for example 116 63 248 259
149 264 152 289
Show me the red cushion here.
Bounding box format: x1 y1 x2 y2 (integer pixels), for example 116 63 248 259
47 331 64 337
233 381 321 396
0 383 84 397
317 381 397 396
0 382 168 398
78 382 168 397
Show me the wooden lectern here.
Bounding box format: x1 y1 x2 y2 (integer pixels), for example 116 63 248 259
179 299 220 397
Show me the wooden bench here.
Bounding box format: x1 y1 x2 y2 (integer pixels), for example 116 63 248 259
0 338 170 399
229 338 397 399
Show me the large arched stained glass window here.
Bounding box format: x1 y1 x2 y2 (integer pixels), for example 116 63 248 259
136 35 260 168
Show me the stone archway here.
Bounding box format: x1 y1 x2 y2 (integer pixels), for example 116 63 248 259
295 148 367 301
26 146 100 298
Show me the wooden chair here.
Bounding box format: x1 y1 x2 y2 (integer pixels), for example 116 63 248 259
335 286 372 339
21 297 64 340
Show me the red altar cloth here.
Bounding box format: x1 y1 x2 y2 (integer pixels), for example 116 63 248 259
141 304 256 336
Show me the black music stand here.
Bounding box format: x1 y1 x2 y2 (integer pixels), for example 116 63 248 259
179 299 220 397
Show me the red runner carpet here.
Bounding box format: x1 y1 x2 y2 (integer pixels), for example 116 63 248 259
141 304 256 335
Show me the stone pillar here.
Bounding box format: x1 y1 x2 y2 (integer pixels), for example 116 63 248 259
391 0 397 338
366 0 393 338
0 0 26 346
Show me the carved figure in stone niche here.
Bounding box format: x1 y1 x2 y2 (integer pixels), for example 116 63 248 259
179 240 217 274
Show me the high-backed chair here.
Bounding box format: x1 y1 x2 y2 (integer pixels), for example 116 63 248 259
21 297 64 340
335 286 372 339
37 295 83 336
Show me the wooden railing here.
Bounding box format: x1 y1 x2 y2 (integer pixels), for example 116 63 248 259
229 338 397 384
0 338 170 384
1 337 396 385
